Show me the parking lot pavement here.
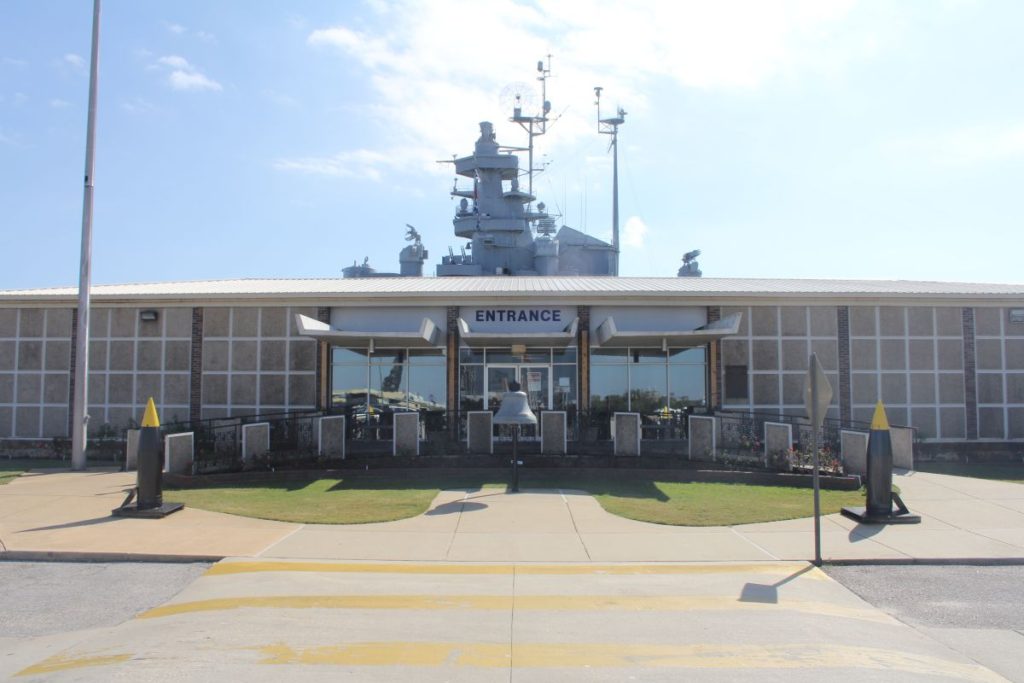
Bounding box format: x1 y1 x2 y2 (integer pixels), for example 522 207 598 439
826 564 1024 682
8 559 1008 682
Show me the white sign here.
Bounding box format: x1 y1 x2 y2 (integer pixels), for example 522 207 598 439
527 371 542 393
804 353 833 428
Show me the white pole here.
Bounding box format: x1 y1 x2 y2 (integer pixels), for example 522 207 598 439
71 0 101 471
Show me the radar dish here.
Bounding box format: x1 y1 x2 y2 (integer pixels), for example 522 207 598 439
499 82 539 116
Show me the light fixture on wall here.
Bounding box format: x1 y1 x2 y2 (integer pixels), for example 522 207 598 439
140 309 159 322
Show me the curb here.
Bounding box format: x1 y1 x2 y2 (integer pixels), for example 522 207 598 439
0 550 222 564
824 557 1024 567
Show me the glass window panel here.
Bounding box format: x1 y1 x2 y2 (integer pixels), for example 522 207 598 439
370 360 408 411
629 364 667 415
631 349 666 364
370 349 405 365
331 364 368 408
408 364 446 411
409 349 445 365
590 365 628 412
669 364 706 408
459 364 484 412
552 346 578 363
553 364 576 411
669 347 706 364
459 347 484 364
332 347 369 364
485 347 520 363
591 348 627 364
522 347 551 363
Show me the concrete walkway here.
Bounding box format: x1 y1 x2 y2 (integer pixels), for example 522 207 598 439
2 468 1023 563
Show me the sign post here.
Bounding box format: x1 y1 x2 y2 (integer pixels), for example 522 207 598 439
804 352 833 567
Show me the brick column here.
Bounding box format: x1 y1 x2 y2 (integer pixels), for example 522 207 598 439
707 306 721 410
189 307 204 423
837 306 851 425
577 306 590 414
316 307 331 410
962 307 978 440
446 306 460 437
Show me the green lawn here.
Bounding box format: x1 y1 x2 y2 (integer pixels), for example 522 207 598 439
167 472 866 527
0 459 67 485
916 461 1024 483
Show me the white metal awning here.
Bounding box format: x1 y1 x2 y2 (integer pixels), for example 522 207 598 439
457 316 579 347
294 314 444 348
594 312 742 348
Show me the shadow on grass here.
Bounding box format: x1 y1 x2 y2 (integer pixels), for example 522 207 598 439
324 471 671 502
167 479 322 493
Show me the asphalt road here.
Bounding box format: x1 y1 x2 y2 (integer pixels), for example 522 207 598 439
0 560 210 637
826 564 1024 682
825 564 1024 629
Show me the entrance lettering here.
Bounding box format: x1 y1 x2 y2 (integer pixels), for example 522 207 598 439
474 309 562 323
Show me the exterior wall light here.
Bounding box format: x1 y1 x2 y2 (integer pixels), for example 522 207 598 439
140 309 159 322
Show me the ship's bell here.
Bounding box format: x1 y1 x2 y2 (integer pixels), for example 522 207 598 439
493 385 537 426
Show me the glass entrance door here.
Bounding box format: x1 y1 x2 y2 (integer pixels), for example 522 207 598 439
486 364 550 439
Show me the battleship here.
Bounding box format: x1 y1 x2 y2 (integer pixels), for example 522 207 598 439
341 59 701 280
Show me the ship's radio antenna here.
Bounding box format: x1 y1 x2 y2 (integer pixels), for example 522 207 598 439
509 55 553 203
594 86 626 276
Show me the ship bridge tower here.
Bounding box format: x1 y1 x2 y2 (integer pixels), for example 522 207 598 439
439 121 551 275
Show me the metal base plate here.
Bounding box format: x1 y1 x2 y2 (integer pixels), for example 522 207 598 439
111 502 185 519
841 506 921 525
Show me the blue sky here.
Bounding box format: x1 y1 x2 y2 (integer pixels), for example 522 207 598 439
2 0 1023 289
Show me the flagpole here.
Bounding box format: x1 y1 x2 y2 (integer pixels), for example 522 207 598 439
71 0 101 471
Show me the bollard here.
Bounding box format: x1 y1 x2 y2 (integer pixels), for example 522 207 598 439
841 401 919 525
865 401 893 517
136 398 163 510
112 397 184 518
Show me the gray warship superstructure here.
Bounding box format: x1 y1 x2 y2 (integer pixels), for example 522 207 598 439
344 61 699 278
436 121 615 277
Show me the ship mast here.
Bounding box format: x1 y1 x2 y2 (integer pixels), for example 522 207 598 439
510 55 552 205
594 86 626 276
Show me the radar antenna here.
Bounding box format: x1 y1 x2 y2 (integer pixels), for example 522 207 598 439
594 86 627 276
507 55 553 204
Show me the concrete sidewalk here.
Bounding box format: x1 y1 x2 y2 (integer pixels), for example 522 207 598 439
2 468 1023 563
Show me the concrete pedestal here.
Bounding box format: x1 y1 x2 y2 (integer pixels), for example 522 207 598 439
393 412 420 456
467 411 493 455
613 413 640 457
541 411 567 455
318 415 346 459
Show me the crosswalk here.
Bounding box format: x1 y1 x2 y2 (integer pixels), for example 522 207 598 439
15 559 1006 681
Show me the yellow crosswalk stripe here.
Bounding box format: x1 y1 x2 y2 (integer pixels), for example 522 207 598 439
208 560 828 579
139 593 893 623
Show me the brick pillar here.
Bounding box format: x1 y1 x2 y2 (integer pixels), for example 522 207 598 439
707 306 721 410
67 308 78 436
962 307 978 440
189 307 204 423
316 307 331 410
446 306 459 437
577 306 590 414
837 306 852 425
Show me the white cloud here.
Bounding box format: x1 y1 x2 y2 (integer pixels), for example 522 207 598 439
888 123 1024 166
169 70 223 91
153 55 222 92
122 98 158 114
158 55 191 70
274 148 418 182
622 216 650 248
195 31 217 43
63 53 86 70
166 22 187 35
49 98 71 108
2 57 28 68
293 0 875 183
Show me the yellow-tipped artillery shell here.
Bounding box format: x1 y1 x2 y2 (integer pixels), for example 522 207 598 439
141 397 160 428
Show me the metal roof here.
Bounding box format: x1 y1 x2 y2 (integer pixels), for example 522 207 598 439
2 276 1024 304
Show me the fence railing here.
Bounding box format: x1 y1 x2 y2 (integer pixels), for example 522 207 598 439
152 406 875 474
